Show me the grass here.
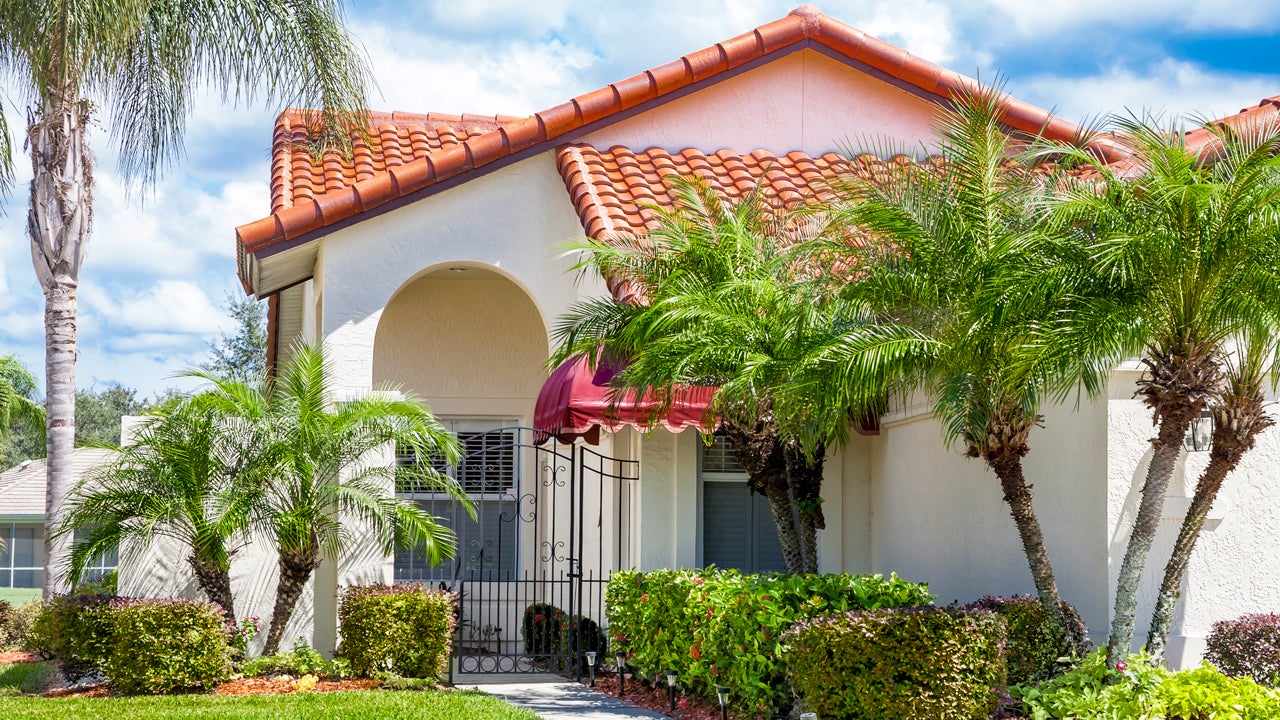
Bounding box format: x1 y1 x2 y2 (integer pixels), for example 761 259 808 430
0 588 41 605
0 662 54 696
0 688 542 719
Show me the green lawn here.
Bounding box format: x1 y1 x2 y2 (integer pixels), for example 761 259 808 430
0 688 542 719
0 588 41 605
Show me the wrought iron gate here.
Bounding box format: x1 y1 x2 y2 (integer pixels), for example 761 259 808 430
411 427 637 680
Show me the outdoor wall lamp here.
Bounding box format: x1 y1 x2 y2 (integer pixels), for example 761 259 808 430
665 669 678 712
584 651 596 687
715 684 730 720
1184 407 1213 452
615 650 626 694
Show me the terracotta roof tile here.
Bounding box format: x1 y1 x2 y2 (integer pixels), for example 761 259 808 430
1185 95 1280 153
237 4 1115 293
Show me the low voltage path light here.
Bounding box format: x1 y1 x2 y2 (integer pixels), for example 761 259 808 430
665 669 678 713
585 652 597 687
800 713 818 720
615 650 626 695
715 684 730 720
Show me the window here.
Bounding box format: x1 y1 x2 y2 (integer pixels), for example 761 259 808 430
72 529 119 583
395 420 521 582
700 435 786 573
0 523 44 589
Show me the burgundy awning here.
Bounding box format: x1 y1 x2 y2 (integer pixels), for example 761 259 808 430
534 357 717 444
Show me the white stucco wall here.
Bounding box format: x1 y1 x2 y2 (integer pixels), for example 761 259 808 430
869 396 1111 642
583 49 940 156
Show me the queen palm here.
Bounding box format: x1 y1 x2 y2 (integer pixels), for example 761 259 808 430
1039 115 1280 662
56 394 272 625
0 0 373 595
199 344 468 656
553 178 857 573
799 87 1096 627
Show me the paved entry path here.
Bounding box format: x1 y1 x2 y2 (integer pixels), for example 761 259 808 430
456 674 673 720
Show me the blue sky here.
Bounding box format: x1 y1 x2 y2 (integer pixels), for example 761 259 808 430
2 0 1279 397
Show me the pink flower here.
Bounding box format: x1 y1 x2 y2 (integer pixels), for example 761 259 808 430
1116 662 1128 672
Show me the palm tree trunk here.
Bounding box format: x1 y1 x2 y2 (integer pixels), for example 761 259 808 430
29 93 93 598
784 444 825 574
986 446 1063 621
188 555 237 627
262 539 322 656
722 422 805 574
1146 394 1271 660
1107 412 1194 663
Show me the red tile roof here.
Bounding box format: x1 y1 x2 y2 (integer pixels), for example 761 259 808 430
1185 95 1280 154
237 4 1109 293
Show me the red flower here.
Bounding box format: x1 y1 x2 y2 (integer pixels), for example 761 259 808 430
1116 661 1128 672
690 646 701 659
640 593 649 602
534 614 544 622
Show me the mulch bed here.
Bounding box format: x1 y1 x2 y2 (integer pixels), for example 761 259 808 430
0 650 42 664
591 673 741 720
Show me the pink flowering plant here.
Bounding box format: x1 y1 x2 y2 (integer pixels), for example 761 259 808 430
1205 612 1280 686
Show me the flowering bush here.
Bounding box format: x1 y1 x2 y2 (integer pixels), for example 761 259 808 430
101 598 232 694
521 602 568 656
964 595 1089 685
1205 613 1280 686
606 569 933 717
783 606 1007 720
336 583 454 679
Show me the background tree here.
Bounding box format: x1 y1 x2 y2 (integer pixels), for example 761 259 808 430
553 178 858 573
0 0 373 595
197 344 468 655
796 88 1096 626
1040 114 1280 662
0 354 44 467
2 383 179 468
202 292 267 379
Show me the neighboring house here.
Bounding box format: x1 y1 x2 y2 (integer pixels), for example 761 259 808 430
0 448 120 603
130 5 1280 666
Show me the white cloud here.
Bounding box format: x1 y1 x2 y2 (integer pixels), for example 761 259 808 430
984 0 1280 36
81 279 231 337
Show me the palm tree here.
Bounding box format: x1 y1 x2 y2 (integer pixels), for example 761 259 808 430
800 87 1094 626
0 355 45 466
1147 325 1278 659
0 0 373 596
554 177 864 573
199 344 467 656
1039 114 1280 662
56 394 271 625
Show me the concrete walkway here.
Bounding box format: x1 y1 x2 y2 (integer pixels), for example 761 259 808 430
456 674 673 720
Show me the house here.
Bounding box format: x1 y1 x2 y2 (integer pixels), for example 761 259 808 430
0 448 120 603
130 5 1280 667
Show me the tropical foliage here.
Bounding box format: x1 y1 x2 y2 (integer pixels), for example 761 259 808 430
0 355 43 467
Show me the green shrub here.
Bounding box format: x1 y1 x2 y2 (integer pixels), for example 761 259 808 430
101 598 233 694
1017 649 1280 720
0 661 55 696
521 602 567 656
964 595 1089 684
337 583 454 680
28 594 117 681
783 606 1007 720
1205 613 1280 686
606 569 933 717
240 643 348 679
0 599 41 649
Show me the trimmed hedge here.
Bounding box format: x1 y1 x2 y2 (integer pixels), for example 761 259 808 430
0 598 40 650
1205 612 1280 686
783 607 1008 720
28 594 118 681
964 595 1089 685
606 569 933 717
102 598 232 694
337 583 454 679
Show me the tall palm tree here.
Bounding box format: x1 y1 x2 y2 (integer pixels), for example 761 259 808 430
553 178 856 573
0 355 44 466
799 87 1094 626
1039 115 1280 662
56 394 272 625
0 0 373 596
199 344 467 656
